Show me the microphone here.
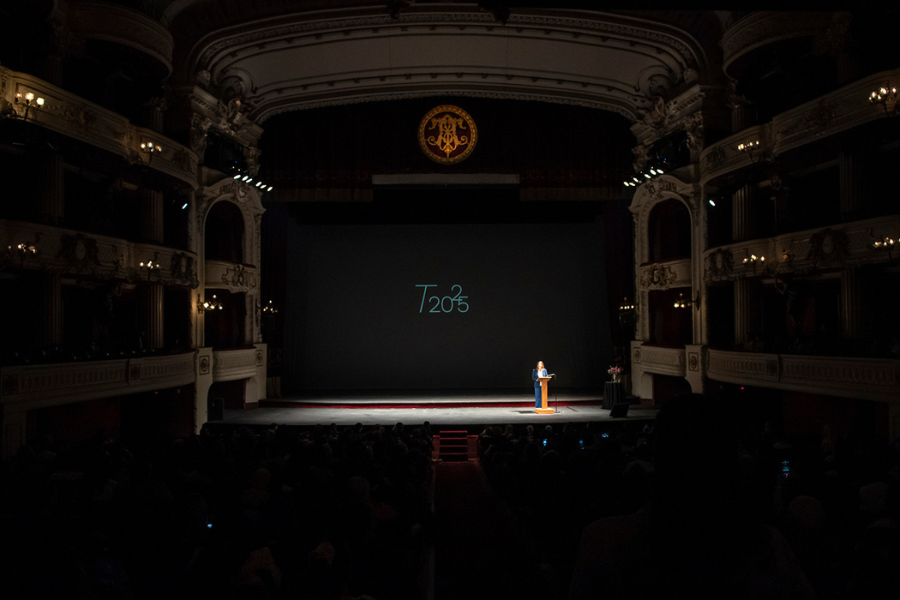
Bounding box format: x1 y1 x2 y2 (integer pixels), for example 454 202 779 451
549 373 556 377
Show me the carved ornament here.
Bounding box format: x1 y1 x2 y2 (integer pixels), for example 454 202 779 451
640 263 678 289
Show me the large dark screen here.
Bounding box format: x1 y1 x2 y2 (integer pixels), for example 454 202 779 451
283 203 613 392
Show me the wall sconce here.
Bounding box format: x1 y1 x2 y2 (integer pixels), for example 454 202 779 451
737 140 762 163
2 91 45 120
742 252 765 273
869 85 898 116
871 233 896 259
199 293 223 313
139 141 163 165
262 300 279 314
673 292 691 309
139 254 161 280
8 237 39 267
618 297 635 311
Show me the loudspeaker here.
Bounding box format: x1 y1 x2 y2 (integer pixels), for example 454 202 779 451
208 397 224 421
609 403 630 418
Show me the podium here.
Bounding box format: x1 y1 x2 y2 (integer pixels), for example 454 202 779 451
535 376 554 414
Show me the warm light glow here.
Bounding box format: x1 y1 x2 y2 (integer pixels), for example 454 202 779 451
36 97 44 106
737 140 760 152
233 174 242 179
267 186 273 192
25 92 34 101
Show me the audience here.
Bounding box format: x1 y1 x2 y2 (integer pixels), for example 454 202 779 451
3 397 899 600
0 422 434 600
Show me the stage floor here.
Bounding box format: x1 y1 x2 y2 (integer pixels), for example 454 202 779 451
222 391 657 427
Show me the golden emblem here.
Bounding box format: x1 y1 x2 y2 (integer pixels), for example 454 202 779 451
418 105 478 165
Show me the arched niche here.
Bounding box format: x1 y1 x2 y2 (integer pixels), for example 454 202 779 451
198 178 265 268
647 198 691 263
629 174 701 342
204 200 245 264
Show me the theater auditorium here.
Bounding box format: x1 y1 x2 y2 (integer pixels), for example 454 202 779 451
1 2 899 599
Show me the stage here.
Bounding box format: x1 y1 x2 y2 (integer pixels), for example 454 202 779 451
220 390 657 427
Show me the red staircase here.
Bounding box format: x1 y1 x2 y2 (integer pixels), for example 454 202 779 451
434 430 473 462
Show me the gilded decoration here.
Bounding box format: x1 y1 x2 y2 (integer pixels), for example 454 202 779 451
807 228 849 266
640 263 677 289
58 233 101 273
418 105 478 165
707 248 734 280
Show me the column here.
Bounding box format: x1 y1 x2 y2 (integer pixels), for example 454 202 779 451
734 278 752 347
139 283 164 350
732 184 755 242
840 268 861 340
139 188 164 243
41 154 65 225
40 273 63 347
839 151 863 219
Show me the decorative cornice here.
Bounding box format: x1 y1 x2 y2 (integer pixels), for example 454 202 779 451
634 344 687 377
187 7 704 124
721 11 831 75
70 1 174 75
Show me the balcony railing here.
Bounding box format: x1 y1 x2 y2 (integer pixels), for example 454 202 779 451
707 349 899 402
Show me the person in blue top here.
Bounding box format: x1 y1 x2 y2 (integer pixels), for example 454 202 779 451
532 360 548 408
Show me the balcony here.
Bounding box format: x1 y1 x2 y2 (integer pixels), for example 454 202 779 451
703 215 900 283
1 352 196 410
707 349 899 402
0 67 198 187
0 219 199 287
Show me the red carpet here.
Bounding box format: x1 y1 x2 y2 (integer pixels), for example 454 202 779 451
433 461 547 600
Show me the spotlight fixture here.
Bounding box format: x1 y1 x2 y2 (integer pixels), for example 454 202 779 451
233 174 242 179
869 85 898 116
267 186 273 192
708 199 716 207
181 202 189 210
262 300 279 314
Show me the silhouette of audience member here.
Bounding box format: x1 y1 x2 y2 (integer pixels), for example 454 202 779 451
569 393 816 600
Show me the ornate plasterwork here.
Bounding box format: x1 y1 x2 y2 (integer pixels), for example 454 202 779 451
70 1 175 75
212 347 260 382
721 11 831 74
0 353 196 409
700 67 900 187
640 261 692 291
204 260 258 292
0 219 199 286
708 349 900 402
703 215 900 282
188 8 704 124
0 67 199 188
637 345 687 377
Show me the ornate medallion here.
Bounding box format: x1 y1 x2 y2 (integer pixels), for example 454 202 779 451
418 105 477 165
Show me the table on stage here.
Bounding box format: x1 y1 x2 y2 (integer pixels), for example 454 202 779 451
603 381 624 409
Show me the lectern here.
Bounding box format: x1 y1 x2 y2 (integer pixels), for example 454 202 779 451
535 376 554 414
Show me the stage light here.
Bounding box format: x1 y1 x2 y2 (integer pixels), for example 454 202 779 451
643 173 651 179
181 202 189 210
267 186 273 192
242 175 249 181
233 174 241 179
708 199 716 206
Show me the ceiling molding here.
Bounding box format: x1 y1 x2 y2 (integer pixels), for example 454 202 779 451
184 5 707 123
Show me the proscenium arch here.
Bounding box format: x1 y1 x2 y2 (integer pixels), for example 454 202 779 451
185 6 708 124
